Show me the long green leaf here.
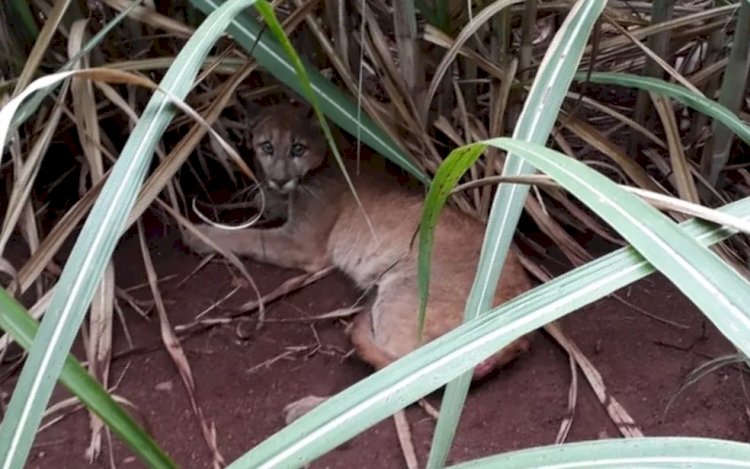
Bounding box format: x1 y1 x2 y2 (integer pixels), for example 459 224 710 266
425 1 608 465
0 288 175 468
228 154 750 468
425 136 750 356
578 72 750 146
414 0 446 31
447 437 750 468
487 137 750 351
7 1 39 40
417 145 485 333
189 0 430 185
0 1 261 466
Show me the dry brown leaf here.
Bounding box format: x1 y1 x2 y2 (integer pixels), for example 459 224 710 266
546 322 644 438
238 266 335 313
0 81 69 260
603 13 703 95
393 410 418 469
85 263 115 462
11 0 71 95
422 0 522 120
137 220 225 468
525 196 592 266
651 93 700 203
102 0 194 37
562 115 664 193
555 354 578 444
10 177 103 296
563 90 666 149
423 24 506 81
12 64 255 298
516 253 642 438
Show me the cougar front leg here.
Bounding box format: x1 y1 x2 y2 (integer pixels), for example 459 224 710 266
184 224 330 272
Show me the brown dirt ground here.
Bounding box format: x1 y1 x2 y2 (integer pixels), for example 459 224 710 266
4 213 749 469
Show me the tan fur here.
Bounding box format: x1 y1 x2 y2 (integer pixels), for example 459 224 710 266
185 105 533 378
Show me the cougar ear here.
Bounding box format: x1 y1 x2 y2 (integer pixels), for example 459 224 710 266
303 103 316 119
247 103 266 131
248 113 262 131
302 105 327 132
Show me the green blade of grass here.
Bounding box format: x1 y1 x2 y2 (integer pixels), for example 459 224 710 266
425 136 750 358
578 72 750 146
7 1 39 41
189 0 430 185
487 137 750 351
425 1 608 465
227 147 750 468
417 144 485 332
0 0 261 466
446 437 750 468
0 288 175 468
414 0 446 31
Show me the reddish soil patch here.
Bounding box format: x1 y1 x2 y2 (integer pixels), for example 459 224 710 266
4 216 749 469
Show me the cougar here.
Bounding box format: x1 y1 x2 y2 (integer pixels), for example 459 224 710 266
184 104 533 383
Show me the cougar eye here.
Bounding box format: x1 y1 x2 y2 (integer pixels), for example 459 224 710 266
259 141 274 155
290 143 306 158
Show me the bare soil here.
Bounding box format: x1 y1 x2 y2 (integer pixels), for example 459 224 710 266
5 214 749 469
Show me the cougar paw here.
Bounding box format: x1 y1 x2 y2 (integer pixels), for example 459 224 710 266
182 225 214 254
283 395 329 424
472 335 532 381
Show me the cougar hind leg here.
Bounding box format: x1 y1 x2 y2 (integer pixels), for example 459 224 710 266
348 308 398 370
353 274 531 379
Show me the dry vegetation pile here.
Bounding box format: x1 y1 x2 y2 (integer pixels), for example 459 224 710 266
0 0 749 467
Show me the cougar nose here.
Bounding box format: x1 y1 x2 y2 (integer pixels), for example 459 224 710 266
268 178 297 193
268 177 285 189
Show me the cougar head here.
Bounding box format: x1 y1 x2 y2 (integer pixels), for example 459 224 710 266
249 105 328 194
